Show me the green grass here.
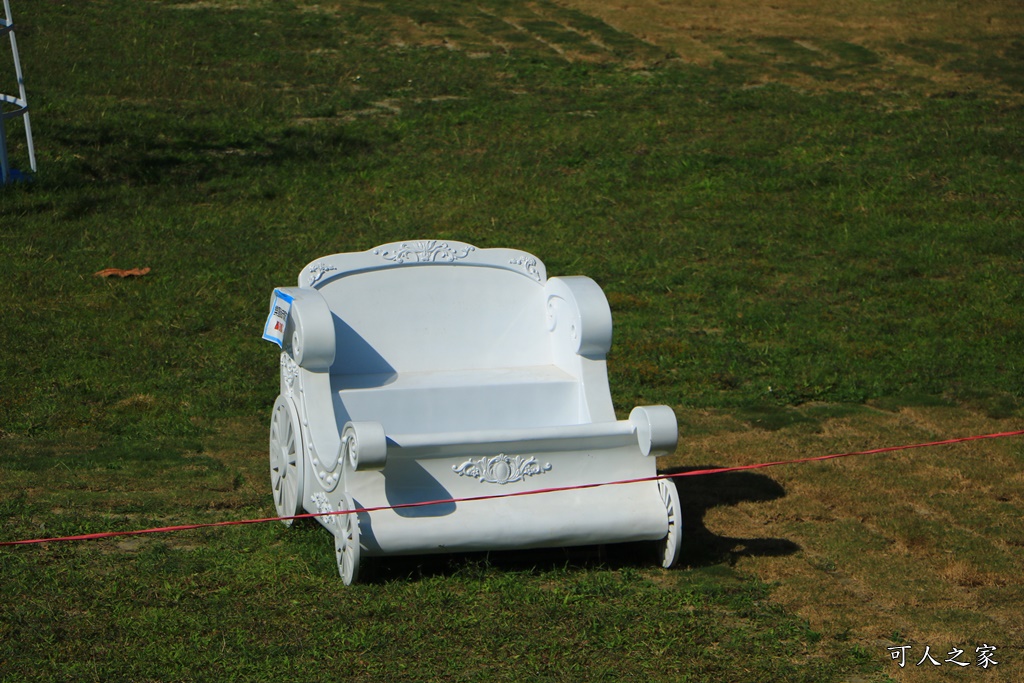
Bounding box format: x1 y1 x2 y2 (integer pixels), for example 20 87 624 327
0 520 858 681
0 426 875 682
2 0 1023 680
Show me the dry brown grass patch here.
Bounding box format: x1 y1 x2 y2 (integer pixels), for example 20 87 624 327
555 0 1024 96
672 403 1024 679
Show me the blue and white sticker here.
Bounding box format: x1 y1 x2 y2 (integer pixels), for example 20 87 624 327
262 289 294 347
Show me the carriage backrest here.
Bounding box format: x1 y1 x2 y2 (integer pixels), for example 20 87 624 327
303 241 553 378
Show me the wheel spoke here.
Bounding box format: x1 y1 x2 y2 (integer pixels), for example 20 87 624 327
334 495 361 585
659 479 682 569
269 395 304 524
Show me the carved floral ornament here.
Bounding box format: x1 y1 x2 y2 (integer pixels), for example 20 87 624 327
307 262 338 286
280 353 300 396
509 255 542 281
309 242 544 282
452 454 552 485
374 241 475 264
311 492 336 526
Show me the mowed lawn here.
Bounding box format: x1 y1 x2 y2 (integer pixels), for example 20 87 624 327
1 1 1023 681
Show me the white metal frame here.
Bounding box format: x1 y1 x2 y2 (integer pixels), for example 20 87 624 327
1 0 35 184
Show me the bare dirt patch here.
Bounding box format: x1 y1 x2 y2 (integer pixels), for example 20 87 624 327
554 0 1024 95
298 0 1023 97
556 0 1017 47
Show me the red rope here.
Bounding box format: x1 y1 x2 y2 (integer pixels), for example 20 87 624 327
2 429 1022 547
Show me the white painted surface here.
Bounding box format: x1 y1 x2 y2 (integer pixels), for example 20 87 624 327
265 240 681 582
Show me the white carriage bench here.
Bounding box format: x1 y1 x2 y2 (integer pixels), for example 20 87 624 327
263 240 682 583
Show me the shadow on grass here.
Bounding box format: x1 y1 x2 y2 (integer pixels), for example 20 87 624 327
360 543 660 585
669 466 800 567
44 120 379 191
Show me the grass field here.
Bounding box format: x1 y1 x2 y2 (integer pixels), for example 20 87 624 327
1 0 1023 681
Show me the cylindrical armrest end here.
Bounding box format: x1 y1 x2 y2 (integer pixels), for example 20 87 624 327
274 287 336 370
630 405 678 457
545 276 613 358
342 421 388 471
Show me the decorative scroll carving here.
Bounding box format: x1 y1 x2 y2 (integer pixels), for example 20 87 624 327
509 255 542 281
280 353 300 397
374 241 475 264
452 454 552 485
340 430 357 469
311 492 336 526
308 262 338 286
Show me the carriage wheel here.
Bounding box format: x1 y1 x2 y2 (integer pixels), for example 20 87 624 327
334 493 361 585
658 478 683 569
269 395 304 525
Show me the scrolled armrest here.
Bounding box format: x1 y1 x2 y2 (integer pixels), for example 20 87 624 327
342 421 388 471
630 405 678 457
544 276 613 359
274 287 335 370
